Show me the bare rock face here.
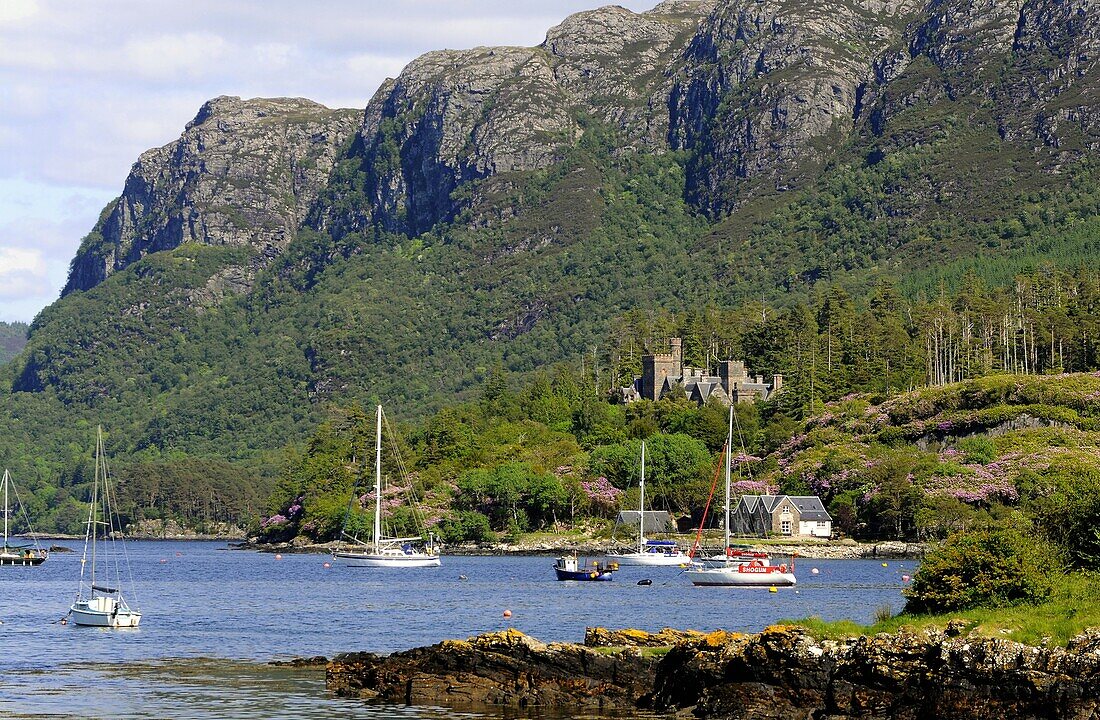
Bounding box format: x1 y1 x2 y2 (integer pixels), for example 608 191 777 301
670 0 925 215
64 96 360 295
328 626 1100 718
317 2 713 238
651 625 1100 719
327 629 657 710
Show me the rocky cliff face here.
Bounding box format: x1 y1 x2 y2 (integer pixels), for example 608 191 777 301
327 626 1100 719
60 0 1100 293
314 1 713 239
669 0 925 214
63 96 360 295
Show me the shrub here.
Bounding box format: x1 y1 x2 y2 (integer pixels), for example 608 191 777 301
903 523 1055 613
436 510 496 544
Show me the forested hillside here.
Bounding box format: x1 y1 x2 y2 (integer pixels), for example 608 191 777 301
1 0 1099 533
0 322 28 366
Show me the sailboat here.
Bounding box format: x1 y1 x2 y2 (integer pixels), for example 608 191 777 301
0 469 48 566
609 442 688 566
69 426 141 627
332 405 441 568
684 407 796 587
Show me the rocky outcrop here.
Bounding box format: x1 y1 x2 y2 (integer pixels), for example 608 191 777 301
64 96 360 295
670 0 924 214
329 626 1100 719
653 624 1100 719
327 628 656 710
315 2 712 238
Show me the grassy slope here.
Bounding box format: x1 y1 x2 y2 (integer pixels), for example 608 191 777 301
787 572 1100 646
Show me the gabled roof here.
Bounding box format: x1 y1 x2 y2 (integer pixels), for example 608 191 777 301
735 494 832 521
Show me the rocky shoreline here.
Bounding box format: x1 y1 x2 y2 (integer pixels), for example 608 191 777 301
327 625 1100 718
235 537 926 560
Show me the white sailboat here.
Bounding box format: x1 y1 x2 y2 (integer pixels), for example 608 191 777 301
333 405 441 568
685 407 796 587
609 442 688 566
0 469 48 566
69 426 141 627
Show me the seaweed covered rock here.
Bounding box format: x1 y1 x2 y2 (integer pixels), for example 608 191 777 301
327 628 656 710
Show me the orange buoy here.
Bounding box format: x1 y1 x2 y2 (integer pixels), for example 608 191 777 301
902 574 910 582
503 609 512 618
275 554 283 560
323 562 332 569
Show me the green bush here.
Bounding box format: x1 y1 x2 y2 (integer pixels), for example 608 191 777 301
436 511 496 544
904 523 1055 613
1027 466 1100 569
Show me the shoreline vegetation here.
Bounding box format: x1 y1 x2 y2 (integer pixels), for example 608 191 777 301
233 534 927 559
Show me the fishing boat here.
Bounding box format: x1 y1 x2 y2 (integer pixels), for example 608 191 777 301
0 469 48 566
609 442 688 566
685 407 796 588
69 426 141 627
553 553 618 581
333 405 441 568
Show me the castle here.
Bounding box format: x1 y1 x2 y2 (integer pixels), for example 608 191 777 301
620 338 782 406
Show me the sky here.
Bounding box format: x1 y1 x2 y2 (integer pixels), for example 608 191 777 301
0 0 656 324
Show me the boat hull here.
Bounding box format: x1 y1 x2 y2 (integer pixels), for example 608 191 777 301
69 600 141 628
609 552 688 567
0 552 47 566
685 567 797 587
333 551 441 568
554 567 614 581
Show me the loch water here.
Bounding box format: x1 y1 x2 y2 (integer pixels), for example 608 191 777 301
0 541 912 718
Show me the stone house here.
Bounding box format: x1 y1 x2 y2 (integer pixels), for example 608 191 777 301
620 337 782 406
729 494 832 538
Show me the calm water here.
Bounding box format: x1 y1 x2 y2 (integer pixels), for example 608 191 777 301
0 541 913 718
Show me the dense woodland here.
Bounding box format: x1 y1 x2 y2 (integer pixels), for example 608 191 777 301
0 321 28 366
257 269 1100 567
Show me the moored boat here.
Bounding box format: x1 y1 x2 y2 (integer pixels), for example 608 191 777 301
609 442 689 567
0 469 48 566
333 405 440 569
685 407 797 588
553 554 618 581
69 426 141 627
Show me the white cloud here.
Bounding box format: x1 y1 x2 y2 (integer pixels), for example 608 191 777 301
0 247 48 300
0 0 38 25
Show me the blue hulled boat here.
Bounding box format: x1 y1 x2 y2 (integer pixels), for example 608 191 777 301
553 554 618 581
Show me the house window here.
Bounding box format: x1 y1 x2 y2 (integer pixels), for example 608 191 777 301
781 520 791 535
818 521 826 527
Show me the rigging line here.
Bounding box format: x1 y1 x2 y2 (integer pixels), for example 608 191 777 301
689 442 726 559
8 471 45 552
102 434 138 608
381 407 431 538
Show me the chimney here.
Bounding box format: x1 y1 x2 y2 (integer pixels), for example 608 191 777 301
772 374 783 392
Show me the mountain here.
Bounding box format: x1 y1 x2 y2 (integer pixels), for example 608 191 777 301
2 0 1100 530
0 322 28 365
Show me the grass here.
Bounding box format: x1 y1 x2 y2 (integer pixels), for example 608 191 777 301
782 571 1100 646
590 646 672 658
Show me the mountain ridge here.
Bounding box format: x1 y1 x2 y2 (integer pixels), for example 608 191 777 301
3 0 1100 528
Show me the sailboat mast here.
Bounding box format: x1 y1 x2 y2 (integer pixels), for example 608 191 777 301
639 442 646 554
90 426 102 588
724 406 733 556
374 405 382 555
3 469 8 547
